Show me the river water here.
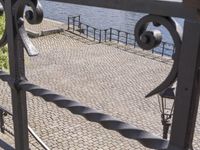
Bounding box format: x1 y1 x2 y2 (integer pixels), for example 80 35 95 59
40 0 184 44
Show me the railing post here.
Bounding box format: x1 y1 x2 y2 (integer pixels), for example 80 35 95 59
117 30 120 43
99 30 102 43
0 109 5 133
125 32 128 45
162 42 165 56
72 17 75 32
173 45 175 56
79 23 82 35
105 29 107 42
134 41 136 48
5 0 29 149
109 28 112 42
67 17 70 30
94 28 96 41
167 20 200 150
78 15 80 24
86 25 89 38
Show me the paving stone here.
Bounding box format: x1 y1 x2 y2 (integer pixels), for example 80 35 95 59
0 18 199 150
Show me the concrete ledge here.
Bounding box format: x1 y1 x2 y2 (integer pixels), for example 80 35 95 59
26 28 65 38
26 30 41 38
41 28 64 36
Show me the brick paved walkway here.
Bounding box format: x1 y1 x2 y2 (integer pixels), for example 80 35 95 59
0 19 199 150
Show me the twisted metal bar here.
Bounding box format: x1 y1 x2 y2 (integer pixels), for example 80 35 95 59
0 71 169 149
15 79 168 149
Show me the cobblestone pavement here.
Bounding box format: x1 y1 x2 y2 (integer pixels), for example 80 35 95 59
0 19 199 150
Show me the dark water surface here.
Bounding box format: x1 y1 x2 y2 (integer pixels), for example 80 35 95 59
40 0 184 43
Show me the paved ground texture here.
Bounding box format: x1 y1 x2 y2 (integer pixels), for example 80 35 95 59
0 19 199 150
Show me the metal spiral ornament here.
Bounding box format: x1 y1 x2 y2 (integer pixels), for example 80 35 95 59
10 0 44 56
24 0 43 24
12 0 43 25
134 15 182 97
14 79 168 149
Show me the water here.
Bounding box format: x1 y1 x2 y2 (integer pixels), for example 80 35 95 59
39 0 184 45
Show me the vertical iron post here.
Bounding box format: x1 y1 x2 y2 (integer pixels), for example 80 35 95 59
105 29 107 42
94 28 96 41
117 30 120 43
109 28 112 41
168 20 200 150
72 17 75 32
125 32 128 45
162 42 165 56
86 25 89 38
79 23 82 35
78 15 80 24
0 109 5 133
99 30 102 43
67 17 70 30
173 45 175 56
5 0 29 149
134 41 136 48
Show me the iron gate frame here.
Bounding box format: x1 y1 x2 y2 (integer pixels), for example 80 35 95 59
0 0 199 150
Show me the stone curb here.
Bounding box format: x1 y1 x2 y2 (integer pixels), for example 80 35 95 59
41 28 64 36
26 28 65 38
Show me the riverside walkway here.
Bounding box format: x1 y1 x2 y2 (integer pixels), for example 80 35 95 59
0 18 199 150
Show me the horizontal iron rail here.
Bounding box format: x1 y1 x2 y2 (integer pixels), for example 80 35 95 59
0 70 169 149
50 0 198 20
0 105 50 150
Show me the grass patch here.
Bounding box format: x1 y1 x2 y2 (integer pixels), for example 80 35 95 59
0 15 8 70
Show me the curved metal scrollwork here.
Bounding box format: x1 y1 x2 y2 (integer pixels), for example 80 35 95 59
0 0 43 56
0 2 182 149
24 0 43 25
12 0 43 25
134 15 182 97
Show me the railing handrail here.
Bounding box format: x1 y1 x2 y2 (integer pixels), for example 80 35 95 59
67 15 175 57
0 70 169 150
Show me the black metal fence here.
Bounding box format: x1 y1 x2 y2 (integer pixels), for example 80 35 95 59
0 0 200 150
68 15 175 57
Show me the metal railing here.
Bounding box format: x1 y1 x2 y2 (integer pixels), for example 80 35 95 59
0 106 50 150
68 15 175 57
0 0 200 150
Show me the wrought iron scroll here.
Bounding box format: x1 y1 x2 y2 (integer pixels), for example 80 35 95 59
13 0 43 56
0 0 43 53
0 70 169 149
134 15 182 97
0 1 185 150
0 0 43 149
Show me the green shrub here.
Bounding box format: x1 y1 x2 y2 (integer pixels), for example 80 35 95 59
0 15 8 70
